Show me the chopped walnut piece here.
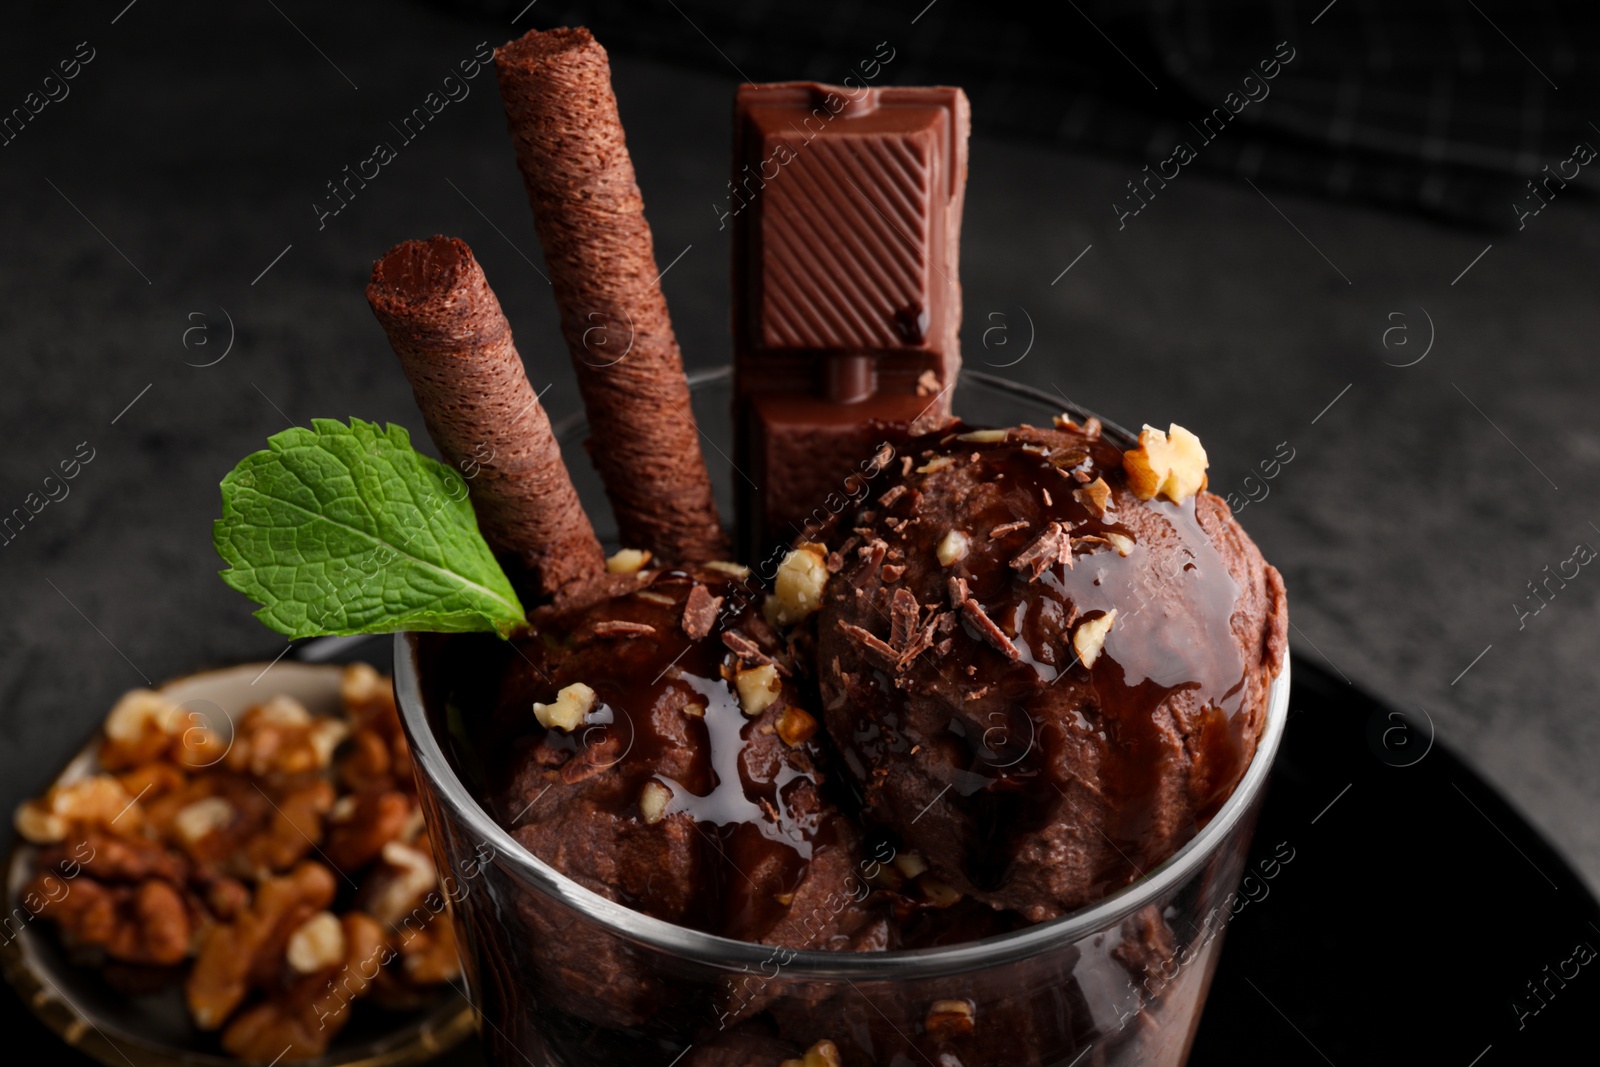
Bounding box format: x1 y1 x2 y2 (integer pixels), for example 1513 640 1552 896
919 876 963 908
1123 423 1208 503
13 801 67 844
364 841 437 927
286 911 345 974
257 695 311 726
100 689 187 768
227 700 336 780
936 530 970 566
104 688 186 742
916 369 942 396
1073 476 1112 517
736 664 782 716
704 560 751 580
27 872 191 966
775 706 819 747
187 861 338 1030
338 662 387 715
638 781 672 825
219 911 388 1061
893 851 930 879
916 455 953 474
1107 532 1135 556
1073 610 1119 668
533 682 597 732
239 779 335 876
324 789 410 873
925 998 977 1038
767 544 829 626
605 548 652 574
307 718 350 768
173 796 235 846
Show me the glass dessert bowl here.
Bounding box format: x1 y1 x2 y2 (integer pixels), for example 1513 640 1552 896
392 367 1291 1067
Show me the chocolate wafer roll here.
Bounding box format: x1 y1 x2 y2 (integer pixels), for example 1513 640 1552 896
494 27 729 565
367 235 605 604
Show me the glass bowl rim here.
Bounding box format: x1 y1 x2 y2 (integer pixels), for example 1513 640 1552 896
393 367 1290 980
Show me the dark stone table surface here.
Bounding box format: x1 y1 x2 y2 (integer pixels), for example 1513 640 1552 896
4 0 1596 921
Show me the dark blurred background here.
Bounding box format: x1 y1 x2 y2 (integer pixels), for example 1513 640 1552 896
2 0 1598 1054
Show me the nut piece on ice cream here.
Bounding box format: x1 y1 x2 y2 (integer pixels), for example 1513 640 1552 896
1122 423 1208 503
765 544 829 626
809 418 1286 920
533 682 597 732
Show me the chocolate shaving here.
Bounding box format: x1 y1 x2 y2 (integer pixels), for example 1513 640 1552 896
1042 487 1053 507
879 484 908 508
895 616 939 672
825 551 844 573
989 519 1029 540
1074 477 1111 517
722 631 777 669
962 600 1021 661
890 588 921 650
947 577 1020 660
594 620 656 638
1072 469 1092 483
680 584 722 640
881 563 906 583
1010 522 1072 581
856 538 888 571
885 517 909 534
839 622 899 673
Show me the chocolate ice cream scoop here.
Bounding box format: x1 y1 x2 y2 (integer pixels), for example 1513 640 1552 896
484 564 885 954
809 419 1287 920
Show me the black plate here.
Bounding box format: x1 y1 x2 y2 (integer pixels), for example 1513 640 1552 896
1190 655 1599 1065
9 651 1594 1065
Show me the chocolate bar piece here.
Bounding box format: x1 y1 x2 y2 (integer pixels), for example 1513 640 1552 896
732 82 970 556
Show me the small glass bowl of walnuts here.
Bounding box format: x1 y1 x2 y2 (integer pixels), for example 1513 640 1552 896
3 658 473 1066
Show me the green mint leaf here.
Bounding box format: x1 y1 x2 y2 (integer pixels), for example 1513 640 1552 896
214 418 526 639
